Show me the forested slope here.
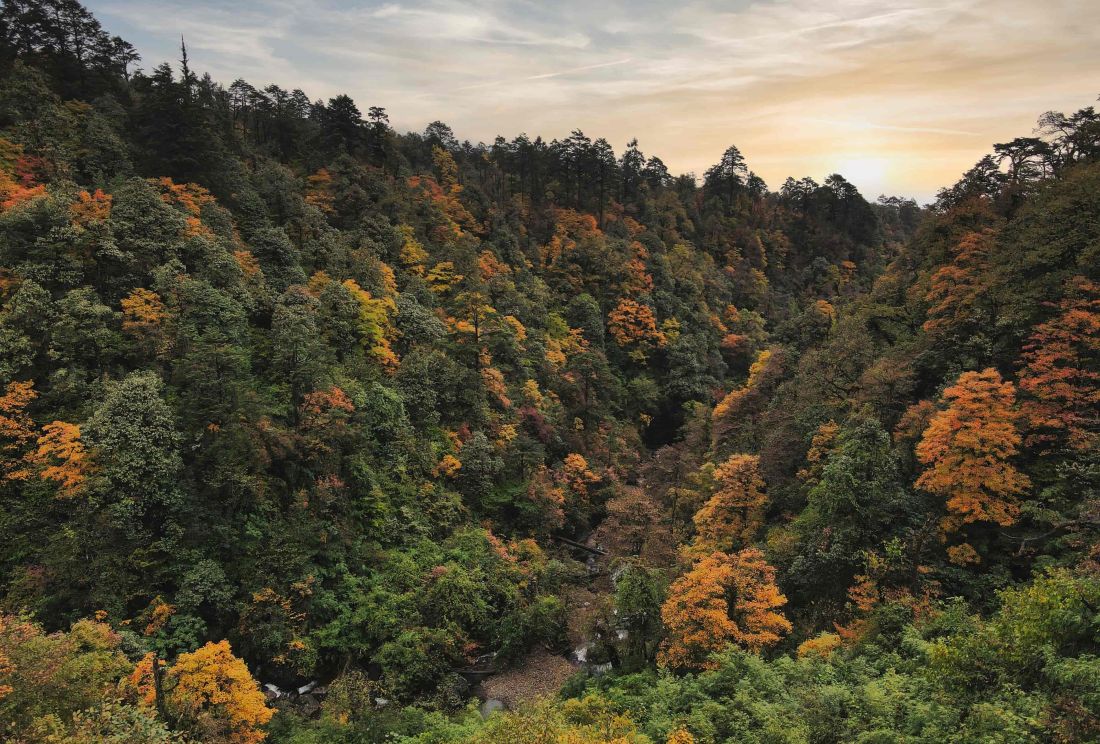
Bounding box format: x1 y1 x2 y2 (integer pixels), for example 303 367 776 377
0 2 1098 742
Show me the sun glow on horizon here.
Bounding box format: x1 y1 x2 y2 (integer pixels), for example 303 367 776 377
831 155 892 195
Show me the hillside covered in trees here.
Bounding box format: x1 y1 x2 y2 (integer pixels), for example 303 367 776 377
1 2 1099 742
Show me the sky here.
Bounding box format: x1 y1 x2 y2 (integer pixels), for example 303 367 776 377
85 0 1100 202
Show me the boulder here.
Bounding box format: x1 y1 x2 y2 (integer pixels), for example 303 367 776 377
480 698 506 718
297 693 321 718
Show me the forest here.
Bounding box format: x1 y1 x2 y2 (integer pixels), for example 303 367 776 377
0 1 1098 742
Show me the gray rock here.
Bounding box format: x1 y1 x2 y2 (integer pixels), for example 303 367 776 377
480 699 506 718
297 693 321 717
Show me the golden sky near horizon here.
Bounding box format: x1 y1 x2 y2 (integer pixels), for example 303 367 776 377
92 0 1100 200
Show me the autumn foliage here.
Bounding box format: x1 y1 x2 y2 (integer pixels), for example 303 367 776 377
0 380 36 482
923 230 993 337
168 640 274 744
692 454 766 552
0 139 46 211
154 177 215 238
1018 276 1100 453
34 421 90 497
711 348 785 452
121 288 170 355
916 369 1031 534
561 452 600 501
69 188 113 225
341 278 399 370
608 297 666 361
797 632 842 659
659 548 790 670
305 168 335 214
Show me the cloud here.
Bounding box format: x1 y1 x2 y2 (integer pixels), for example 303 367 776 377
354 1 590 48
803 119 983 137
84 0 1100 199
454 58 633 92
696 5 940 47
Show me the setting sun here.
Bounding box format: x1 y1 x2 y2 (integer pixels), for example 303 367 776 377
832 156 891 194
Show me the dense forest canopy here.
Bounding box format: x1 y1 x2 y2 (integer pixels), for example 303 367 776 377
0 1 1098 742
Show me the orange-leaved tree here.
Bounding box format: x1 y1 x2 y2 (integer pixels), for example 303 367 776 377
34 421 90 498
69 188 112 226
0 138 46 212
692 454 766 552
297 385 355 469
608 297 666 362
0 380 36 482
923 230 994 338
658 548 790 670
561 453 600 503
1018 276 1100 454
915 368 1031 538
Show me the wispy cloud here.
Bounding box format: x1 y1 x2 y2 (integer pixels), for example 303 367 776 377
804 118 984 137
356 1 590 47
454 58 633 92
699 6 938 46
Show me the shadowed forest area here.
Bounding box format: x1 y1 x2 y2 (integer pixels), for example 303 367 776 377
0 2 1099 742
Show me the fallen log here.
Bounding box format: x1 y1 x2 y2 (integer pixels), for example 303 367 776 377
551 534 608 556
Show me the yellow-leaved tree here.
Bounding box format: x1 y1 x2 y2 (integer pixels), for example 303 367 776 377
692 453 766 553
659 548 790 671
168 640 274 744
